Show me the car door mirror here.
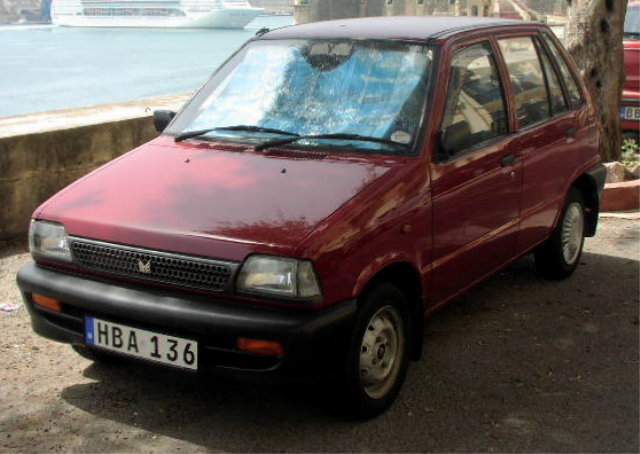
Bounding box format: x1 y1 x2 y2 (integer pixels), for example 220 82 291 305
438 121 471 161
153 110 176 133
437 128 451 161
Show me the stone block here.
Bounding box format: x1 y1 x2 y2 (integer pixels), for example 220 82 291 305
601 180 640 212
604 162 627 183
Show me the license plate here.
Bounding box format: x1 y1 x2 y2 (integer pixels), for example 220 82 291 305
84 317 198 370
621 106 640 121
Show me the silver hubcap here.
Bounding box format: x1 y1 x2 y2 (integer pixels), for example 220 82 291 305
359 306 405 399
561 202 584 265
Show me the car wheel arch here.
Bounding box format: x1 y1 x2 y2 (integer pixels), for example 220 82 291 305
570 172 601 237
354 261 425 361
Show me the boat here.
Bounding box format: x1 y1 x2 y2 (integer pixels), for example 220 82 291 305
50 0 264 28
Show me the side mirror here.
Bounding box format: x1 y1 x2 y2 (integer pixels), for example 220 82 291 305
437 121 471 161
436 128 451 162
153 110 176 133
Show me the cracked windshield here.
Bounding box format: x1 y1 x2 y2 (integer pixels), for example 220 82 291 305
169 40 434 154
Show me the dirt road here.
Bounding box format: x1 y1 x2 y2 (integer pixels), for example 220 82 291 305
1 217 638 452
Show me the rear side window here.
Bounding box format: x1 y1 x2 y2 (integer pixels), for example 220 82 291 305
498 36 550 128
439 43 508 160
538 41 569 116
541 33 584 109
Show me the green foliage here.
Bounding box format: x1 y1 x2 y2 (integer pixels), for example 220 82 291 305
621 138 639 170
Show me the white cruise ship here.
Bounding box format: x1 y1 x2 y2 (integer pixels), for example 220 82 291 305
50 0 264 28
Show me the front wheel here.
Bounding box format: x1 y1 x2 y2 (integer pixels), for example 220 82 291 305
341 283 410 419
535 188 586 280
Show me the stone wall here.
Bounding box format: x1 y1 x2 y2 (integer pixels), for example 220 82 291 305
522 0 565 16
294 0 476 24
0 93 190 247
249 0 292 14
293 0 361 24
0 0 41 23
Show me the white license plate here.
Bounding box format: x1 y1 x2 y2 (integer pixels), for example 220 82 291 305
84 317 198 370
621 106 640 121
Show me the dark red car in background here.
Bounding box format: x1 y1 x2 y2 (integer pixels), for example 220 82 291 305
622 1 640 143
17 16 606 417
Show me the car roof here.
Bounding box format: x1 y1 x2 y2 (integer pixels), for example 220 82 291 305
260 16 540 42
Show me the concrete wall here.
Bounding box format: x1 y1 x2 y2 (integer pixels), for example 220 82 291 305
0 93 190 247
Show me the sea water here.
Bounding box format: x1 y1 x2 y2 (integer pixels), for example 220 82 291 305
0 15 294 118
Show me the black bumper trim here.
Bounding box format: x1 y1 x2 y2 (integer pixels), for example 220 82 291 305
17 262 357 379
586 163 606 198
584 162 607 237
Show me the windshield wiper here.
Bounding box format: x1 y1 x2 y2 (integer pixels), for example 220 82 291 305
255 133 409 152
174 125 300 143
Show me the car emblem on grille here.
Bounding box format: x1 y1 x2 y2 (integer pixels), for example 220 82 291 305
137 259 152 274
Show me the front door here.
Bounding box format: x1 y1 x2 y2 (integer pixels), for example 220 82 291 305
428 40 521 307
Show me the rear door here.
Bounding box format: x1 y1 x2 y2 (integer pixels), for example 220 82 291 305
496 33 587 251
428 39 521 307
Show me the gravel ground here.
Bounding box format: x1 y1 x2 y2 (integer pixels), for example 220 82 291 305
0 217 638 453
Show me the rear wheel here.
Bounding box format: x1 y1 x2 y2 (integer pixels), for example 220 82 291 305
535 188 586 279
341 283 410 419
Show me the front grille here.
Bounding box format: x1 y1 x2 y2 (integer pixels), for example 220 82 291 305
70 238 237 292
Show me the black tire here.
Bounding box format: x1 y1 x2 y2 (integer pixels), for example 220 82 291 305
71 344 118 364
340 283 411 419
535 187 586 280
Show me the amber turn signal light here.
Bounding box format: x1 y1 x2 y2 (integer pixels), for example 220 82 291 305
32 293 62 312
237 337 284 356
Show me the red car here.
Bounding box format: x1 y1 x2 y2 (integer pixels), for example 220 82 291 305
17 16 605 417
622 1 640 143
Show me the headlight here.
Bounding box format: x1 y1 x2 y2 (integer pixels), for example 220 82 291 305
29 220 72 262
237 255 321 299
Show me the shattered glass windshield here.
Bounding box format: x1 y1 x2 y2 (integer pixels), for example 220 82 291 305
168 39 434 155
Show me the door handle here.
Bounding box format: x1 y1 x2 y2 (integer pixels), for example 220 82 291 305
566 127 577 138
501 153 516 167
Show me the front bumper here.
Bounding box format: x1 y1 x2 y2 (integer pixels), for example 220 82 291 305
16 262 357 381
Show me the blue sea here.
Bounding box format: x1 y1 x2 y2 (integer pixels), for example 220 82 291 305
0 15 294 118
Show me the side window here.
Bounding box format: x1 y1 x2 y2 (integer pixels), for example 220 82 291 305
541 33 584 109
537 39 569 116
439 43 508 161
498 36 550 128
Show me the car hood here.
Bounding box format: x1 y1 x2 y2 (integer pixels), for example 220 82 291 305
37 137 396 261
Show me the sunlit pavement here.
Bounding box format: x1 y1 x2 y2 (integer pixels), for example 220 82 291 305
1 216 638 453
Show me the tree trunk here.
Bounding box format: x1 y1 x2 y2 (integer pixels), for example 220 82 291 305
565 0 627 162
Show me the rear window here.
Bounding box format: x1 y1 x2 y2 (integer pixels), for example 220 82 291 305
541 33 584 109
538 41 569 116
499 36 551 128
